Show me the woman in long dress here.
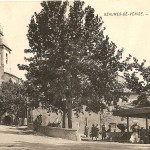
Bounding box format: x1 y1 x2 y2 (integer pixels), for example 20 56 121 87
130 120 140 143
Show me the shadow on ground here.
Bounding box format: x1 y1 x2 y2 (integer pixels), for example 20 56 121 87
1 141 150 150
0 126 35 135
0 126 150 150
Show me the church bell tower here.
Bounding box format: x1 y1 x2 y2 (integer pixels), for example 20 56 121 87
0 25 11 76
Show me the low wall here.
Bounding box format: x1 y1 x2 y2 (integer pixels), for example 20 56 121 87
28 123 34 130
28 123 81 141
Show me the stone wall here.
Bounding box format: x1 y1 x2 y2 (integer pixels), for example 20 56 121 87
28 123 81 141
31 100 150 136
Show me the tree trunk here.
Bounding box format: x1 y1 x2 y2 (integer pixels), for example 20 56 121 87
68 107 72 128
67 98 72 128
62 110 66 128
68 109 72 128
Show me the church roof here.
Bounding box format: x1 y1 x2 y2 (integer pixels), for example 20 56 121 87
0 30 12 51
4 72 20 80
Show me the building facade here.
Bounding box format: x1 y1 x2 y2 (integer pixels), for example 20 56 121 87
0 26 19 83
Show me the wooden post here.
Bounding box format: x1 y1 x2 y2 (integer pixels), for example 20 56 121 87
146 118 148 131
127 117 129 139
99 111 102 131
145 118 149 143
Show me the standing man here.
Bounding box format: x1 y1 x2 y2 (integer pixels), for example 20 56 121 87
84 125 89 137
102 123 106 140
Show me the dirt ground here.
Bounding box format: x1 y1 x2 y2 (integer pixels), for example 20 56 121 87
0 125 150 150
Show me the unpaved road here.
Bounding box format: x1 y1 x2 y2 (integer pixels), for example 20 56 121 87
0 125 150 150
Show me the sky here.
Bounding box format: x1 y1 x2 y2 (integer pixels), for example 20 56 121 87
0 0 150 79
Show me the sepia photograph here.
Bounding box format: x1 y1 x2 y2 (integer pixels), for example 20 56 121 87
0 0 150 149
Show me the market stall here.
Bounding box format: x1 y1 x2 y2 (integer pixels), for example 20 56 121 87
113 107 150 143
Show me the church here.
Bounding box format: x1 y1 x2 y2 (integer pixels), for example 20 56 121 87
0 26 19 84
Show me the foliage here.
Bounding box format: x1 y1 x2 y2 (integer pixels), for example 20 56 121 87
123 56 150 107
18 1 134 127
0 80 27 117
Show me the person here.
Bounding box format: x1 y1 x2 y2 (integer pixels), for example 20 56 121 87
18 117 22 126
102 123 106 140
24 118 27 126
140 127 145 144
33 116 38 131
5 115 11 126
33 115 42 131
130 120 140 143
95 124 99 140
91 124 95 140
38 114 42 125
91 124 96 140
11 114 15 125
5 115 9 125
106 124 111 140
84 125 89 137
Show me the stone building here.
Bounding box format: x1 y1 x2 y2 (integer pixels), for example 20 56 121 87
31 85 150 135
0 26 19 83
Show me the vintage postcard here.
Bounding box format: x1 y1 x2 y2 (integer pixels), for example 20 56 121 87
0 0 150 149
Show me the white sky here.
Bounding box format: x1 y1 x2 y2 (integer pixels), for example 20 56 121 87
0 0 150 79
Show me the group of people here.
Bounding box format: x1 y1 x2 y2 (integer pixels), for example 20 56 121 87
101 123 111 141
2 114 27 126
90 124 99 140
88 123 111 141
89 120 150 143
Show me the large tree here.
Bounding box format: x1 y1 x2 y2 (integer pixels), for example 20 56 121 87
19 1 128 128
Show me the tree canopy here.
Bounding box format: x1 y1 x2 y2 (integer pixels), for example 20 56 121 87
0 80 27 117
123 56 150 107
18 0 142 127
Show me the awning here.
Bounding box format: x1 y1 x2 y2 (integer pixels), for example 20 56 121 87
113 107 150 119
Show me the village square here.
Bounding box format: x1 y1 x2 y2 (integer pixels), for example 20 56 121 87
0 0 150 149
